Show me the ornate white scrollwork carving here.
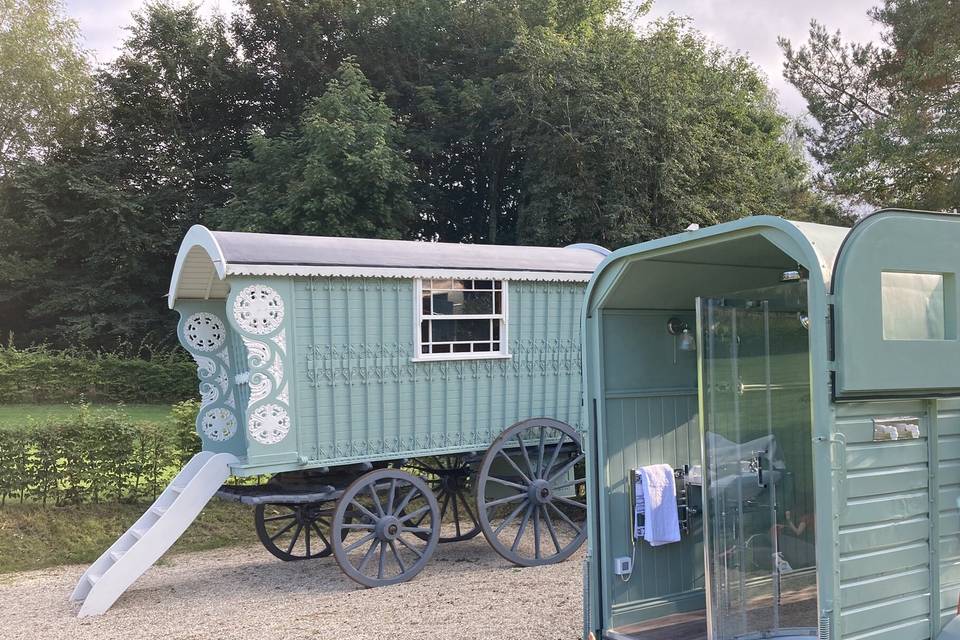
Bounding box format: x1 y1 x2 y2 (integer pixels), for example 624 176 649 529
201 407 237 442
276 383 289 404
183 312 226 352
199 382 219 407
268 356 283 387
233 284 285 335
248 371 272 403
248 403 290 445
241 337 270 368
216 370 229 393
271 329 287 353
192 354 217 378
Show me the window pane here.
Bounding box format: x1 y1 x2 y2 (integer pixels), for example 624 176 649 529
882 272 947 340
492 321 500 340
474 343 491 352
422 292 431 315
453 343 471 353
427 291 493 315
430 318 492 342
430 279 454 291
421 320 429 344
494 291 502 315
473 280 494 290
432 343 451 354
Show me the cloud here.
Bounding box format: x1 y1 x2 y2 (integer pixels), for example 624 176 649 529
636 0 885 116
65 0 885 117
64 0 236 66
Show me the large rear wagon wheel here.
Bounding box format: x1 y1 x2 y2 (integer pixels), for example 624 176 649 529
331 469 440 588
476 418 586 566
254 502 340 561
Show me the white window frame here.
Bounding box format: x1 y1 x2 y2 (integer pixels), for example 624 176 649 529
412 278 511 362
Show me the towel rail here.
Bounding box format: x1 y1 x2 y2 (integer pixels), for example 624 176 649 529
632 465 699 539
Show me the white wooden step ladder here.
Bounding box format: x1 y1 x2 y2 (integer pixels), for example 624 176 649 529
70 451 237 617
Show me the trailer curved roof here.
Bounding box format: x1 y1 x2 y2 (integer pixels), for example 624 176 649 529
169 225 609 308
583 215 850 316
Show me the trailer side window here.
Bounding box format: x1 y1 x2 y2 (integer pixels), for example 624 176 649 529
417 279 508 358
881 271 953 340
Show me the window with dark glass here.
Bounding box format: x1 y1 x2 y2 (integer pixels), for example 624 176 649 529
418 279 506 357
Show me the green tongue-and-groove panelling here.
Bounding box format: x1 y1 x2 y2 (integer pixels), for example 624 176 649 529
835 397 960 640
285 277 585 468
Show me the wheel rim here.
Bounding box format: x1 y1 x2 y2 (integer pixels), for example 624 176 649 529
254 502 339 560
332 469 440 587
476 418 587 566
409 455 482 543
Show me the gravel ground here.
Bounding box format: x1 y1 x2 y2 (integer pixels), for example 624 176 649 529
0 531 585 640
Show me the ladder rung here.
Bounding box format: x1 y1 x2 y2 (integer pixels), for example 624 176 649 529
109 550 124 562
170 485 184 494
87 572 101 585
149 505 168 517
130 527 148 540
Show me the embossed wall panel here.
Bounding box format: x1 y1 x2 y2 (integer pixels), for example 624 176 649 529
291 277 585 467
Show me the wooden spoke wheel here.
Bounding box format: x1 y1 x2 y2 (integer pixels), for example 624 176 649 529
254 502 341 561
331 469 440 588
408 455 481 543
476 418 587 566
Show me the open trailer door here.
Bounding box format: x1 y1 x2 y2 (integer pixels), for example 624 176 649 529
833 210 960 400
831 210 960 640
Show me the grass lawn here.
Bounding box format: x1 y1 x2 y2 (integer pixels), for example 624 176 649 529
0 403 173 429
0 500 257 573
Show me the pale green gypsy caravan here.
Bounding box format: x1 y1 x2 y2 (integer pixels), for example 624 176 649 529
583 210 960 640
72 227 605 616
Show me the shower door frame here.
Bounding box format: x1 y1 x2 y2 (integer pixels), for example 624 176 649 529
696 294 819 640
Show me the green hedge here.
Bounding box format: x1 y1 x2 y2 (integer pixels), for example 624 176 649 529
0 401 201 506
0 344 197 403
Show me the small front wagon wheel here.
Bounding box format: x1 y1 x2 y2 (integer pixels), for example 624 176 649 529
476 418 587 566
331 469 440 588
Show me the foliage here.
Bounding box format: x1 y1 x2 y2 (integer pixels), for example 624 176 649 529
0 344 196 404
216 60 415 238
0 0 853 351
0 401 201 506
505 18 853 247
0 0 92 175
780 0 960 210
0 3 257 349
232 0 622 244
0 499 255 573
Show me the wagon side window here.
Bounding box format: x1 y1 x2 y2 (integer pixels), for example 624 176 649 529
416 279 508 359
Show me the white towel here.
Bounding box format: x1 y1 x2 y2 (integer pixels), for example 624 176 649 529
640 464 681 547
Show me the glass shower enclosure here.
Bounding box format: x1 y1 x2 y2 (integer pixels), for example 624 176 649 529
696 286 817 640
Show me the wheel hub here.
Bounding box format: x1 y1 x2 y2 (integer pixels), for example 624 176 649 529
437 470 468 492
528 479 552 505
375 515 402 541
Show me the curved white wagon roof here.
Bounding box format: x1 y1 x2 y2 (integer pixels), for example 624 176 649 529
169 225 609 308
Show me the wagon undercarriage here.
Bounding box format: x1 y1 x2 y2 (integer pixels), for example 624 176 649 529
218 418 587 587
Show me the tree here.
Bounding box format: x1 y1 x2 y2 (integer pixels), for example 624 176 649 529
780 0 960 210
0 0 92 174
216 60 414 238
506 18 850 247
0 150 160 348
232 0 621 243
0 2 259 349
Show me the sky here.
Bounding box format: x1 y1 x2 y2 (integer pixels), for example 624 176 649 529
64 0 886 118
